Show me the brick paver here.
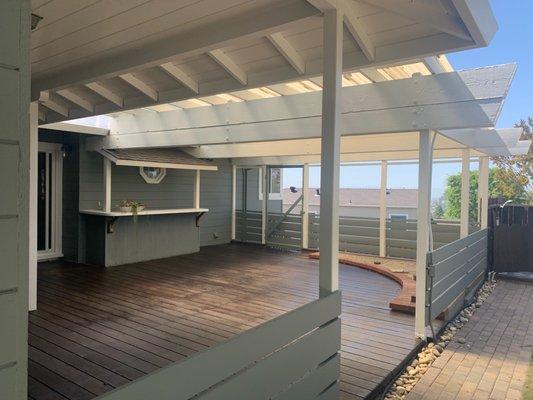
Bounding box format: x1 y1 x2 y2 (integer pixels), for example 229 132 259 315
406 280 533 400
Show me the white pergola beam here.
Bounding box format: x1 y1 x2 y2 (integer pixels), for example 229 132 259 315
452 0 498 46
340 0 375 61
319 7 342 298
415 129 434 340
39 91 69 117
160 63 199 94
359 0 472 41
193 170 201 209
267 33 306 74
88 64 515 151
208 49 247 86
460 148 470 238
119 73 158 101
85 82 124 107
478 156 489 229
103 158 112 213
360 68 387 82
301 164 310 249
231 165 237 240
379 160 387 257
56 89 94 113
261 166 268 245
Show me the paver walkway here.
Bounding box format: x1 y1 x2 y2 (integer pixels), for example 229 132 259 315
407 280 533 400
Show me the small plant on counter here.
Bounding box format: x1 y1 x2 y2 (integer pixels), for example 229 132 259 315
118 200 146 221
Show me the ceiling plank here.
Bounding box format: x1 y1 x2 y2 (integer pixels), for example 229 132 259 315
208 49 247 85
56 89 94 113
160 62 199 94
85 82 124 107
31 0 319 97
119 73 158 101
267 33 306 74
358 0 472 41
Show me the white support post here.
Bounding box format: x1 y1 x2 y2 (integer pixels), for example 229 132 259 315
261 166 268 245
460 149 470 238
301 163 310 249
319 8 343 298
103 158 112 212
29 102 38 311
415 129 434 340
194 170 201 209
379 160 388 258
478 156 489 229
231 165 237 240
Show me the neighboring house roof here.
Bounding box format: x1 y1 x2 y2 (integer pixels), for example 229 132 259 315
282 188 418 208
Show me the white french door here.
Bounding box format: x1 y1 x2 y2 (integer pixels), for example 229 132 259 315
37 142 63 261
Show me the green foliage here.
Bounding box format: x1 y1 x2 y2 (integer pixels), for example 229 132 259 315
443 169 500 220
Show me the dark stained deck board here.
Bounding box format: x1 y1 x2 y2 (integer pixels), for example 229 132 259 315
29 243 421 400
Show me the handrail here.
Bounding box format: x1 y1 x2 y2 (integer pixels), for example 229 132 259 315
267 194 303 237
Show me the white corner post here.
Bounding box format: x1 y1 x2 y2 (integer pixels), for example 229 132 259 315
194 170 201 208
103 158 112 212
415 130 434 340
301 163 310 249
379 160 388 257
319 7 342 298
460 149 470 238
261 165 268 245
231 165 237 240
29 102 38 311
478 156 489 229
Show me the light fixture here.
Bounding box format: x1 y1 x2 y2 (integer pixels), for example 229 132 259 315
31 14 43 30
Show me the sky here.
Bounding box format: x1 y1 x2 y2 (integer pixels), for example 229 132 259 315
285 0 532 199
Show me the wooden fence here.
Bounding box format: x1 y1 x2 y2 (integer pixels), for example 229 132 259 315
489 205 533 273
95 292 341 400
425 229 488 324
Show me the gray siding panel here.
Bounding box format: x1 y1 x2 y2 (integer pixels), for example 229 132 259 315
78 139 233 257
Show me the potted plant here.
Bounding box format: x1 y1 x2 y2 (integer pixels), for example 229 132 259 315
118 200 146 214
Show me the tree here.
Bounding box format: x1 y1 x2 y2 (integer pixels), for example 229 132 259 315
443 169 500 220
491 117 532 203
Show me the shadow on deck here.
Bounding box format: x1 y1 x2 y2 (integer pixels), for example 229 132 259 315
29 243 422 400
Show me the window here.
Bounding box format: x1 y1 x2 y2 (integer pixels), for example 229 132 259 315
258 167 282 200
139 166 166 184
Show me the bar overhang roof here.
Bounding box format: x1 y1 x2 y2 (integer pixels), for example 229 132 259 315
33 0 497 124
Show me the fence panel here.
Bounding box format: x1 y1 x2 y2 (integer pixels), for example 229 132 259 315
425 229 488 324
96 292 341 400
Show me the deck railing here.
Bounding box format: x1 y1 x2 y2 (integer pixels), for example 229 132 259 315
95 291 341 400
425 229 488 325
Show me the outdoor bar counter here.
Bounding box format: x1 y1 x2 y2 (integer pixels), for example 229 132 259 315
80 208 208 267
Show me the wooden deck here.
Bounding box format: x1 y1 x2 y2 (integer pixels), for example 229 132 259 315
29 243 421 400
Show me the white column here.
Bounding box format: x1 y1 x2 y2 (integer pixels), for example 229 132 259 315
29 102 38 311
478 156 489 229
261 166 268 245
379 160 388 257
103 158 112 212
319 8 343 298
193 170 201 209
415 129 434 339
460 149 470 238
301 164 310 249
231 165 236 240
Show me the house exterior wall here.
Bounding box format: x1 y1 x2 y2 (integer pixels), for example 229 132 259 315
77 138 233 265
0 1 30 398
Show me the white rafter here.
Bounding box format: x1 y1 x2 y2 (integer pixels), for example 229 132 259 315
208 49 247 85
85 82 124 107
339 0 375 61
56 89 94 113
359 68 387 82
160 62 199 93
39 91 69 117
119 73 158 101
267 32 306 74
358 0 472 41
